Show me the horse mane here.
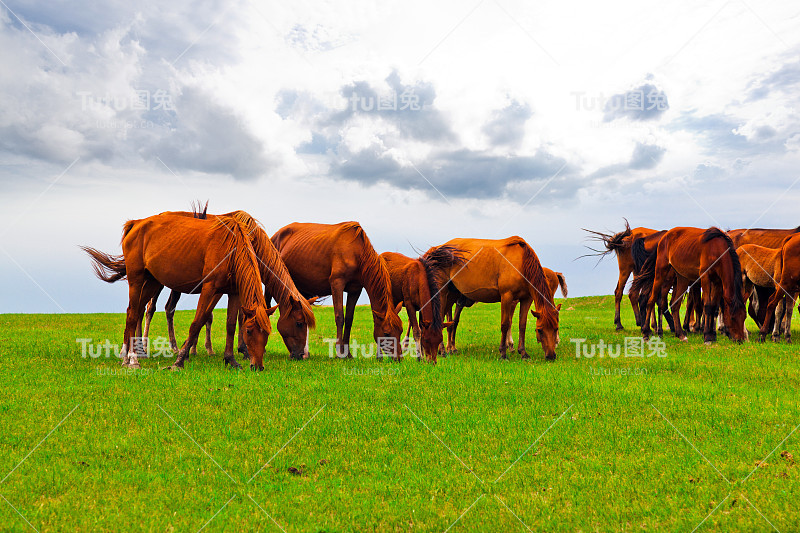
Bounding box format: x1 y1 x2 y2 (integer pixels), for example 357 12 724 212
211 216 271 332
702 227 745 314
191 200 209 219
225 211 316 328
418 245 466 330
510 237 559 329
343 223 397 323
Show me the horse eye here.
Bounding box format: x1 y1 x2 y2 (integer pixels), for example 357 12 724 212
296 321 304 328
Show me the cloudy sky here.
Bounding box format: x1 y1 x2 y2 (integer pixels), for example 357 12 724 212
1 0 799 313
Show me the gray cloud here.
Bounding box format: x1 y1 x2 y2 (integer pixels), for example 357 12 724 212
603 83 669 122
482 100 533 147
331 146 572 201
588 142 666 179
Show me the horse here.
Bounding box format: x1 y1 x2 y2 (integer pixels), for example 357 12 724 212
380 245 465 363
437 237 561 360
82 214 274 370
759 234 800 342
738 243 795 342
635 227 746 344
445 266 567 354
728 226 800 248
271 222 404 359
583 220 660 330
142 209 317 360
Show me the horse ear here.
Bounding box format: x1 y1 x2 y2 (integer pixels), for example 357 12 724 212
556 303 562 311
394 301 404 314
442 320 454 328
531 309 542 319
266 304 279 316
306 296 319 305
241 306 256 319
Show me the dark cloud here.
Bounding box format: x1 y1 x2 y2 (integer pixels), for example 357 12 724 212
139 87 271 179
588 142 666 179
331 146 571 201
603 83 669 122
330 70 456 142
482 100 532 147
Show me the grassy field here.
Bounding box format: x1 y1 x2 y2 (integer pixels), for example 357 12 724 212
0 296 798 532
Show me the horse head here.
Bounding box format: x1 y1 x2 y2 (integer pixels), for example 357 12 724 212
241 305 271 370
373 301 404 360
532 303 561 360
275 296 318 360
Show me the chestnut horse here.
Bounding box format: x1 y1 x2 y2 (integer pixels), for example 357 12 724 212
437 237 561 360
738 243 795 342
142 209 317 360
380 245 465 363
447 266 567 353
759 234 800 342
82 214 273 370
584 220 659 330
637 227 746 344
271 222 403 359
728 226 800 248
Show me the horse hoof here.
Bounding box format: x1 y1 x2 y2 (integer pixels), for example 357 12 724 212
704 341 713 346
615 325 624 331
680 337 688 342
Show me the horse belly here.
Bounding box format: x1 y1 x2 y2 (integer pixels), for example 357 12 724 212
142 241 207 293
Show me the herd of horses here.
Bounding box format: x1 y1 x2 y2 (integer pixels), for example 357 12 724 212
81 204 564 370
82 206 799 371
588 221 800 346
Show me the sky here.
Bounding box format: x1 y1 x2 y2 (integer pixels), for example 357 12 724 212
1 0 799 313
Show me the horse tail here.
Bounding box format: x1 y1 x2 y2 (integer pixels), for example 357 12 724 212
555 272 568 298
80 246 127 283
631 237 651 273
630 243 657 304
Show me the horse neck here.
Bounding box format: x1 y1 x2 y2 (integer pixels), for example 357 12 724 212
257 239 301 310
360 245 392 316
413 260 435 323
226 225 266 310
522 246 557 323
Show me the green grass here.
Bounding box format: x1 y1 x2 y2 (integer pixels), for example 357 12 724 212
0 296 798 532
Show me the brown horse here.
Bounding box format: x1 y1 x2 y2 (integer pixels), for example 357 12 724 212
437 237 561 360
728 226 800 248
759 234 800 342
637 227 746 344
271 222 403 359
448 266 567 352
82 214 273 370
584 221 660 330
142 210 317 360
380 245 464 363
738 243 795 342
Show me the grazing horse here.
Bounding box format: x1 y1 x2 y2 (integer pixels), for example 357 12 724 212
380 245 464 363
583 220 660 330
637 227 746 344
142 210 317 360
82 214 273 370
271 222 403 359
437 237 561 360
447 267 567 353
738 244 795 342
759 234 800 343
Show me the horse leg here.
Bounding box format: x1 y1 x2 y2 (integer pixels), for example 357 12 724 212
123 277 163 368
499 294 515 359
222 294 242 369
330 279 347 358
772 294 786 342
404 303 420 359
517 298 533 359
343 288 360 359
670 277 688 341
614 267 630 330
172 286 219 369
204 308 215 355
449 302 465 354
784 293 797 343
701 277 720 344
143 287 162 341
165 289 181 353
